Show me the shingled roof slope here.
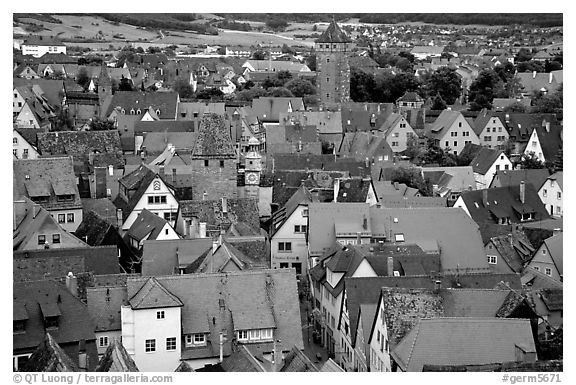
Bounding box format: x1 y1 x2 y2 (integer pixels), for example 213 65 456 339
21 333 79 372
315 20 352 43
95 339 139 372
191 113 235 158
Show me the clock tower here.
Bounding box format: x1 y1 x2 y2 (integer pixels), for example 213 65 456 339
244 137 262 198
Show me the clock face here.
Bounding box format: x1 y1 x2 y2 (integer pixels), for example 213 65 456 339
246 172 258 184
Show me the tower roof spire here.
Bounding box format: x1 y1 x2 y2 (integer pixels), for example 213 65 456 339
315 19 351 43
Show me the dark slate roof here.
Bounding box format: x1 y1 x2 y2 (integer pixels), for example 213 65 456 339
134 120 196 134
544 233 563 276
538 288 563 311
423 359 563 372
127 269 303 359
271 185 313 235
315 20 352 43
220 345 266 372
459 184 550 225
191 113 235 158
337 178 372 202
470 147 505 175
114 164 160 218
126 209 172 242
13 157 82 211
21 333 79 372
24 35 65 46
531 121 563 162
105 91 179 120
74 211 115 246
15 127 39 148
13 280 96 352
397 91 424 103
270 154 370 177
178 198 260 234
95 338 139 372
37 131 124 168
489 231 535 273
284 124 320 143
280 346 319 372
13 246 121 281
496 112 560 142
141 238 213 276
473 109 504 136
174 362 194 372
490 169 550 190
87 286 127 333
391 318 536 372
13 78 65 109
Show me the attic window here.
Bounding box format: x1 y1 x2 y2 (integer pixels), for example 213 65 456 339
130 109 135 115
136 109 141 114
394 233 405 242
13 320 26 334
156 109 161 116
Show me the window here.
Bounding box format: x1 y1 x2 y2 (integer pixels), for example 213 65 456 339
237 330 248 341
220 160 225 168
302 209 308 217
533 266 540 271
99 336 109 348
463 131 469 137
557 192 561 200
458 122 462 128
148 196 167 204
545 268 552 276
294 225 307 233
550 180 555 187
13 137 18 145
392 141 399 147
400 123 406 128
451 132 457 137
38 235 46 245
394 233 405 242
249 329 260 340
45 316 58 328
484 136 491 141
496 165 500 171
52 234 60 244
532 141 537 147
166 337 177 351
23 149 29 158
445 141 449 147
145 339 156 352
156 311 165 319
204 160 209 167
487 255 497 264
556 206 561 214
164 212 176 222
261 329 273 340
278 242 292 252
58 214 66 223
505 165 509 170
67 213 74 223
543 189 548 197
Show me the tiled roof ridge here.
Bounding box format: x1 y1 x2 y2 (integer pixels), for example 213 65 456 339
404 320 421 369
137 267 295 281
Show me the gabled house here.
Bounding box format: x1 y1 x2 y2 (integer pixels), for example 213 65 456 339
121 269 303 371
103 91 179 120
425 110 479 155
13 128 40 160
523 121 562 164
454 183 550 225
141 238 213 276
538 172 562 217
125 209 180 251
378 113 418 152
280 110 343 149
525 233 562 284
95 338 140 372
484 231 535 274
421 166 476 205
337 131 395 181
270 185 314 274
498 113 560 155
470 147 513 189
396 92 424 109
193 236 265 274
473 109 509 148
13 157 83 232
21 35 67 57
14 64 40 79
13 280 98 371
14 98 56 130
113 164 179 231
252 97 305 125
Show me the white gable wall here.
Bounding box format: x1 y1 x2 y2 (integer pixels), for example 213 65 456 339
524 129 545 163
538 179 563 217
270 204 309 273
438 115 479 155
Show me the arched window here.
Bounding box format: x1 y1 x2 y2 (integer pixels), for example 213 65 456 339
156 109 161 116
130 108 135 115
136 109 141 114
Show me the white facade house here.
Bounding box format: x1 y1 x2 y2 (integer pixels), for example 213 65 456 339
13 129 39 160
472 151 513 190
121 279 183 372
523 128 546 163
379 113 418 153
270 204 309 274
538 172 563 217
368 297 391 372
428 110 480 155
475 115 509 149
21 37 67 58
122 176 179 231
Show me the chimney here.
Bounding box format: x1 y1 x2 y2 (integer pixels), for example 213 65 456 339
272 339 283 372
140 146 147 160
108 164 114 176
116 208 123 229
532 71 537 79
199 222 207 238
520 181 525 204
545 122 550 133
94 167 107 199
362 215 368 230
549 72 553 84
394 181 399 190
219 332 224 363
212 236 219 254
434 279 442 290
387 256 394 277
65 272 78 297
172 168 176 185
482 189 489 207
356 232 361 245
221 197 228 213
158 165 165 179
505 113 510 123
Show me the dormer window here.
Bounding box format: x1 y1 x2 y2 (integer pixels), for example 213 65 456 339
156 109 161 116
13 320 26 334
130 108 135 115
40 302 61 329
136 109 141 114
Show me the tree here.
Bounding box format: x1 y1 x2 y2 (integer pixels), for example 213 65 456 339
195 88 224 100
281 44 295 54
416 139 457 167
173 78 194 99
468 69 506 111
285 78 317 97
268 87 293 97
89 117 115 131
252 50 266 60
76 67 91 90
431 93 447 110
531 84 562 113
503 102 527 113
389 167 432 196
350 68 376 102
544 60 562 72
235 86 268 101
423 67 461 105
266 18 288 31
515 48 533 62
305 53 317 71
118 76 133 91
517 153 545 169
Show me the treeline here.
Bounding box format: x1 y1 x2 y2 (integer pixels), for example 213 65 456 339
14 14 63 24
356 13 562 27
94 14 218 35
215 13 352 23
215 19 252 31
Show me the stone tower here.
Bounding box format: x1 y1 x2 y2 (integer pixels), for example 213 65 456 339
244 137 262 199
97 64 112 108
315 19 352 109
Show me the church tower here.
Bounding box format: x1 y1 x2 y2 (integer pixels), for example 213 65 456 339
97 64 113 109
244 137 262 199
315 19 352 109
